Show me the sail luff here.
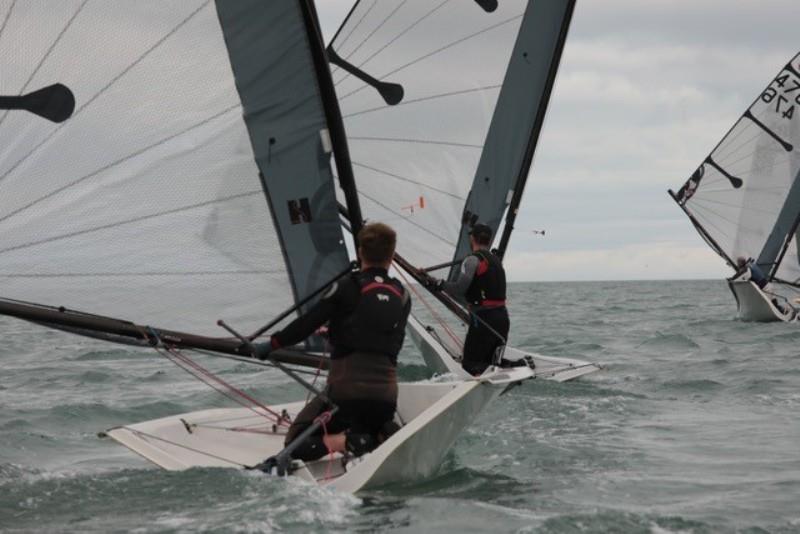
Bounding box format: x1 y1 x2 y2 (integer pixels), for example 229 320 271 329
449 0 576 272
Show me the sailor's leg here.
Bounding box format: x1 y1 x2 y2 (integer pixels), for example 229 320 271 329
336 399 397 456
462 308 509 375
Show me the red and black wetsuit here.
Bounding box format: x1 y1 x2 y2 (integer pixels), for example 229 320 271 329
270 267 410 460
444 249 508 376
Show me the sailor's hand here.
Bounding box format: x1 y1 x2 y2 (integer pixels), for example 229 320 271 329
252 341 273 361
425 278 444 292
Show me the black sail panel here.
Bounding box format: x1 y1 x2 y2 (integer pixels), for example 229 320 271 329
451 0 576 268
215 0 350 315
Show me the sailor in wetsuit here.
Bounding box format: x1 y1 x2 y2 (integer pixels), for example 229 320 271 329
255 222 410 461
430 223 508 376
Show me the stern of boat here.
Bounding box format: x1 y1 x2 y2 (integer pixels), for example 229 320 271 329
728 280 796 322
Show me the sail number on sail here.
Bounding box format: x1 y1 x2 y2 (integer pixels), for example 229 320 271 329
762 60 800 121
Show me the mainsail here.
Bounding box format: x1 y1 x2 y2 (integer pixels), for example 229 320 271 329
327 0 575 278
0 1 355 341
671 51 800 288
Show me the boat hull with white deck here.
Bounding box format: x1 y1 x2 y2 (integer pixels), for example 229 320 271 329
728 280 797 322
407 314 602 382
105 367 532 493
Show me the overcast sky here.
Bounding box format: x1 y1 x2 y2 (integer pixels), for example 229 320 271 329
317 1 800 281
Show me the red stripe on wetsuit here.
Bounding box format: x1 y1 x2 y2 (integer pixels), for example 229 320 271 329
360 282 403 299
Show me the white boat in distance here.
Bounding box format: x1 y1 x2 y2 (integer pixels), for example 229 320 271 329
670 51 800 322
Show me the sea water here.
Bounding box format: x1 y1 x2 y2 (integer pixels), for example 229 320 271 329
1 280 799 533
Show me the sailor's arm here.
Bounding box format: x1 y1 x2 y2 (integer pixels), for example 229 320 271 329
441 255 479 296
268 283 341 350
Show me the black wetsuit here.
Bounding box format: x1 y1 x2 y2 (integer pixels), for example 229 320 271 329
270 267 410 461
444 249 508 376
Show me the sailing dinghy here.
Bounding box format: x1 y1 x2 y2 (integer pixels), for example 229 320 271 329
327 0 601 380
670 51 800 322
0 0 539 490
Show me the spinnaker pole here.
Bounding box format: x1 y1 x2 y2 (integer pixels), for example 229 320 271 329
0 298 328 369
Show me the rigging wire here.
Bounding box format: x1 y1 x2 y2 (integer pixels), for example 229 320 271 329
359 190 456 246
393 261 464 350
337 0 406 67
689 198 743 231
690 195 781 216
348 135 482 149
338 13 523 103
123 427 249 468
332 0 378 55
0 0 87 129
351 161 465 200
139 325 289 427
0 0 17 42
690 206 734 242
0 104 241 227
0 187 258 255
343 84 502 120
333 0 449 87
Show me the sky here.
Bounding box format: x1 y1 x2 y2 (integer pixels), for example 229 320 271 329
316 0 800 282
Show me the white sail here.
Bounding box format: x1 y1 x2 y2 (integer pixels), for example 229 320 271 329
673 51 800 287
0 1 351 336
329 0 533 269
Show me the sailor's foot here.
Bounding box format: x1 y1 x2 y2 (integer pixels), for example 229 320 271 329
345 432 377 457
249 456 279 474
499 357 531 369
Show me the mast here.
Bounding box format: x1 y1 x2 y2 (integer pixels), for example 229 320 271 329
449 0 576 276
759 169 800 279
495 0 576 259
299 0 364 240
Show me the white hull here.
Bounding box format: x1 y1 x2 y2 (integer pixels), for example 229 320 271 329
728 280 797 322
407 314 601 382
105 367 532 493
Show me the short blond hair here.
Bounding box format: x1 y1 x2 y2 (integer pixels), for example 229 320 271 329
358 223 396 263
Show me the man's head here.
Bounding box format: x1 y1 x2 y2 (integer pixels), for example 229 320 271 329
469 223 492 251
357 222 396 269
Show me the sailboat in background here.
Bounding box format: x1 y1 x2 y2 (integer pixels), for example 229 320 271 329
670 51 800 322
327 0 601 379
0 0 542 491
